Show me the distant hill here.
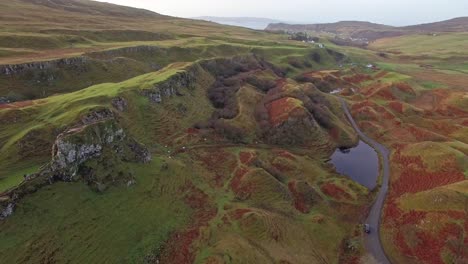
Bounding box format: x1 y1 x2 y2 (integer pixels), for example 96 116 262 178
193 16 286 30
0 0 263 38
402 17 468 32
266 17 468 41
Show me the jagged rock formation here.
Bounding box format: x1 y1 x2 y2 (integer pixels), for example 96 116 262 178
0 57 88 75
142 69 197 103
111 97 128 111
0 109 151 219
0 203 14 220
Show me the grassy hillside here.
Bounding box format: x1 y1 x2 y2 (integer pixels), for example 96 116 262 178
2 0 466 263
0 0 287 65
0 2 367 260
266 21 401 40
0 51 371 263
266 17 468 41
324 32 468 263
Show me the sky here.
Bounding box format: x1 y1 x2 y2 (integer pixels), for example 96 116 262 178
95 0 468 26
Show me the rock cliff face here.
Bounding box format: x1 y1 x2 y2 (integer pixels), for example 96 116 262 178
142 67 198 103
111 97 128 111
0 110 151 219
0 57 88 76
49 117 151 182
0 203 14 220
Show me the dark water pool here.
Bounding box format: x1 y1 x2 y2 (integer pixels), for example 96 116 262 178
330 140 379 189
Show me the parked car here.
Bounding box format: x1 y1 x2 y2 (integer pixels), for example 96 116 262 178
364 224 371 234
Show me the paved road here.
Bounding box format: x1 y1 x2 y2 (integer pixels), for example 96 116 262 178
340 98 391 264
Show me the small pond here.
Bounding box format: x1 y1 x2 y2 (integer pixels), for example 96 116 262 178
330 140 379 189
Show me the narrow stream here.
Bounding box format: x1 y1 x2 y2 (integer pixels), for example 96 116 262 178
330 140 379 189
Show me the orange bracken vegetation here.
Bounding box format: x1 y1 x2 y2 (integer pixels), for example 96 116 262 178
265 97 302 126
161 182 217 263
320 182 352 201
343 74 372 84
288 181 310 213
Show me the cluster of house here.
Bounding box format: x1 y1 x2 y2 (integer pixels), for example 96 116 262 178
300 39 325 48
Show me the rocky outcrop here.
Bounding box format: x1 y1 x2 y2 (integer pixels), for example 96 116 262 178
0 109 151 220
0 57 88 76
0 203 14 220
80 108 114 125
0 96 10 104
49 117 149 182
112 97 128 111
142 69 197 103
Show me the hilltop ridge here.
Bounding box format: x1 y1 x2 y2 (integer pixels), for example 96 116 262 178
266 17 468 40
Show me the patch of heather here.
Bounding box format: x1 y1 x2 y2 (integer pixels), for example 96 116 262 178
160 182 217 264
196 149 238 186
376 87 396 100
288 181 309 213
388 101 404 114
394 83 415 95
321 182 352 201
230 166 250 194
343 74 372 84
230 208 252 220
239 151 255 165
273 149 296 161
186 127 199 135
265 97 302 126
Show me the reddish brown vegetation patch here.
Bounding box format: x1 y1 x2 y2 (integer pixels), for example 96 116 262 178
273 149 296 161
239 151 255 165
396 223 463 264
161 182 217 264
343 74 372 84
230 208 252 220
196 149 237 187
407 125 444 142
230 166 249 192
375 71 388 79
271 158 295 173
391 145 464 196
329 127 340 140
321 182 352 200
0 100 35 109
394 83 415 95
265 97 302 126
275 78 287 89
431 121 459 135
446 210 465 220
376 87 396 100
388 101 404 114
288 181 309 213
384 144 467 263
186 127 199 135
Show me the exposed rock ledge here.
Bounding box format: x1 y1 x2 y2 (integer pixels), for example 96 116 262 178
0 109 151 220
0 57 88 76
142 69 197 103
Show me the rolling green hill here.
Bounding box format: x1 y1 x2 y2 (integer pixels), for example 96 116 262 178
266 17 468 41
0 1 374 263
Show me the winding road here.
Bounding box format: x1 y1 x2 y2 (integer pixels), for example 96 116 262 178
340 98 391 264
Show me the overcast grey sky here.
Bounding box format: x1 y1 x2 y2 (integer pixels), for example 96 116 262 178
95 0 468 26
